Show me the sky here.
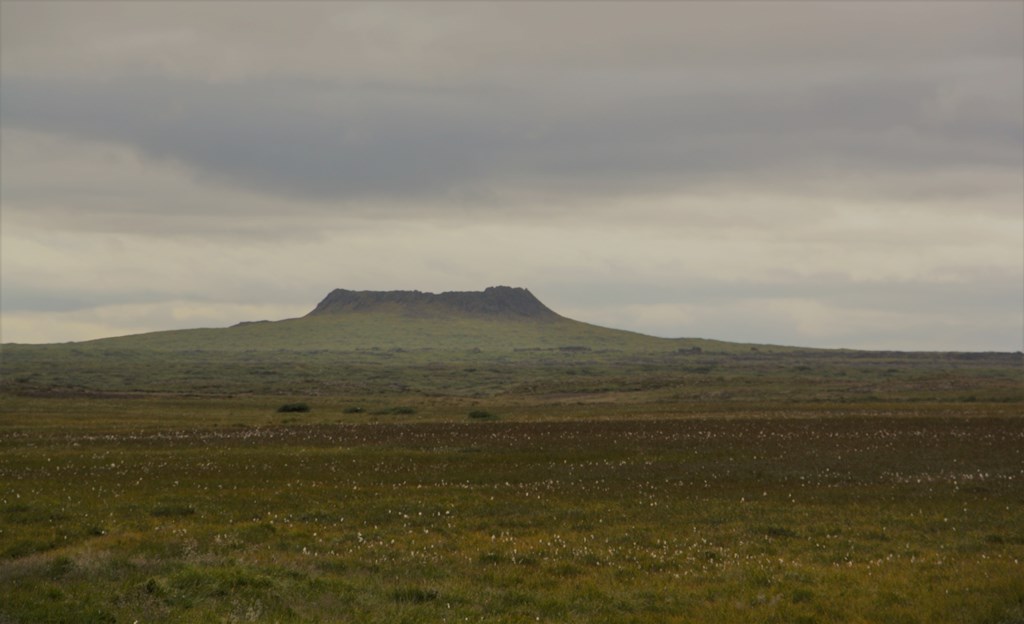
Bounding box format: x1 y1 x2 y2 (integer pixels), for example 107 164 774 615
1 1 1022 351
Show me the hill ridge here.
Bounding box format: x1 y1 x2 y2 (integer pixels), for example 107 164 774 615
306 286 562 320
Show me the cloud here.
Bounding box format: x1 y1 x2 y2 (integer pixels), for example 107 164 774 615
1 1 1021 351
2 65 1019 214
1 301 310 345
3 2 1020 81
2 2 1020 214
5 211 1020 349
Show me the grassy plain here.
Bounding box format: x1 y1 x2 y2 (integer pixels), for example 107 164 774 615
1 313 1022 622
1 396 1023 623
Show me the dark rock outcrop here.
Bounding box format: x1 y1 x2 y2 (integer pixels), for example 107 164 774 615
306 286 562 320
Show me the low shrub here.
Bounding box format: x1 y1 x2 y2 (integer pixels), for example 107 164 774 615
468 410 497 420
48 556 75 579
761 526 798 539
372 406 416 415
276 403 310 413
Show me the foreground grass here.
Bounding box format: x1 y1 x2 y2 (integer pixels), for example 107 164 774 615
1 399 1022 623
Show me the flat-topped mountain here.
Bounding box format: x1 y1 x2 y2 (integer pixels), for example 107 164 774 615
0 286 776 355
307 286 562 320
5 286 1017 399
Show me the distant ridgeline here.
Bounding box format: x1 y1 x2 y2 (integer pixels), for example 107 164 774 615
306 286 563 321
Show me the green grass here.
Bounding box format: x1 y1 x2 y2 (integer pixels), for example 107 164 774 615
6 312 723 353
2 338 1019 403
0 312 1021 622
1 399 1022 623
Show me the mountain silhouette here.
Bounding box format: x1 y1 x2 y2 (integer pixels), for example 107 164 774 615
306 286 562 320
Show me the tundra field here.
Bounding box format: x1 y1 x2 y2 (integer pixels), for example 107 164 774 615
1 395 1023 624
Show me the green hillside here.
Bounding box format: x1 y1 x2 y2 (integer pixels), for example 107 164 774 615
56 312 750 353
5 286 784 354
2 287 1019 401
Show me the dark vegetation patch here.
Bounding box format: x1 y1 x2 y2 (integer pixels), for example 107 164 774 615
372 406 417 415
4 538 57 559
391 587 439 604
276 402 310 413
760 526 799 539
151 504 196 518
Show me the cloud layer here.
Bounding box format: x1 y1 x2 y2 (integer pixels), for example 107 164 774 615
2 1 1021 350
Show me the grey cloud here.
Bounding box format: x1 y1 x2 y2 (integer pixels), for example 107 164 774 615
0 288 97 315
3 1 1019 217
3 2 1020 80
542 269 1023 321
0 273 315 315
670 306 1017 352
541 270 1023 351
0 285 168 315
2 65 1019 214
1 77 508 203
1 1 1020 351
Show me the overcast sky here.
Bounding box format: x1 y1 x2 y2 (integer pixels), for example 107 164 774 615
1 1 1021 351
